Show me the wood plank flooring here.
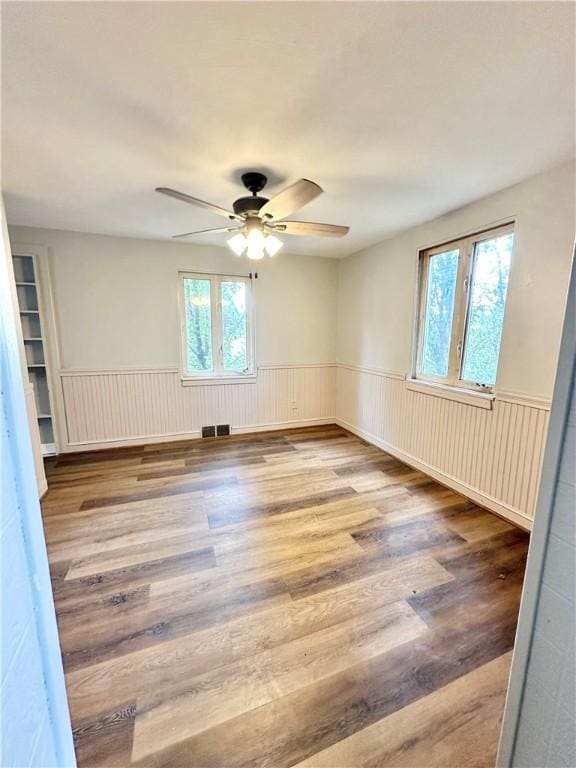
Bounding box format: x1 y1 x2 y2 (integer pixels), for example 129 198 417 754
42 425 530 768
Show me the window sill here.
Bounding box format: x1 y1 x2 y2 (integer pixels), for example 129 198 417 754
181 373 257 387
406 378 494 409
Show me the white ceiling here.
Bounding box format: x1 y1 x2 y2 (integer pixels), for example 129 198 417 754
2 1 574 258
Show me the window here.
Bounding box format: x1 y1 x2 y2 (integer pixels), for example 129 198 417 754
179 272 254 380
415 223 514 391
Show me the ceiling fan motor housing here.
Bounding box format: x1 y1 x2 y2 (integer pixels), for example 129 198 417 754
233 195 268 217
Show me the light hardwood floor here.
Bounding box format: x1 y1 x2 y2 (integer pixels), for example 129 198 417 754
42 425 530 767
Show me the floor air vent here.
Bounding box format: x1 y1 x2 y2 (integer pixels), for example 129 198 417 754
201 425 230 438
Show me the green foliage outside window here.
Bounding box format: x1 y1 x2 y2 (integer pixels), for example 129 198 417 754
421 249 459 377
183 277 249 375
221 281 248 372
462 234 513 386
420 232 513 387
184 278 213 372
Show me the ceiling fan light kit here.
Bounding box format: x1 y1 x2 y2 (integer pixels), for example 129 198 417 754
262 234 283 257
227 232 249 257
156 171 349 260
227 231 283 260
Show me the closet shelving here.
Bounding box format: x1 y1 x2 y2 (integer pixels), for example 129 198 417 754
12 253 57 456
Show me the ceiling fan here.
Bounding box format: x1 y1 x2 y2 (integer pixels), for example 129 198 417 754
156 172 349 260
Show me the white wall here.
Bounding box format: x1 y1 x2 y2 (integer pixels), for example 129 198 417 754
337 161 575 398
8 228 338 370
7 228 339 449
335 162 575 528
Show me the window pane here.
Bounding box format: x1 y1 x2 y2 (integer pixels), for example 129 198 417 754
421 249 459 377
461 234 513 386
221 280 248 372
183 278 213 373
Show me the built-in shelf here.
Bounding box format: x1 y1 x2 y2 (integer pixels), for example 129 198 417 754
13 251 57 457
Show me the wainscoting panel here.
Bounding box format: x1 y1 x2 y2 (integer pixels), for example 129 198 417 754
336 366 550 528
60 365 337 448
59 362 548 527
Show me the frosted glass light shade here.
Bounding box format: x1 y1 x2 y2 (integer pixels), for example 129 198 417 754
227 233 247 256
264 234 283 257
227 230 284 259
247 229 265 260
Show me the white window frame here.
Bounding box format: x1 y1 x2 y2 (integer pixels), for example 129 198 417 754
178 271 255 385
414 222 514 394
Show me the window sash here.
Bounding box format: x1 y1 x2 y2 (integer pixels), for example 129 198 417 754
179 272 254 379
415 223 514 391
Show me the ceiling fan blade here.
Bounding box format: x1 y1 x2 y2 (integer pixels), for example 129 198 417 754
259 179 323 221
271 220 349 238
156 187 242 221
172 226 242 239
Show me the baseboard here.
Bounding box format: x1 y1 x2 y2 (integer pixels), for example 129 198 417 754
230 418 336 435
61 429 203 453
336 418 533 532
60 418 337 453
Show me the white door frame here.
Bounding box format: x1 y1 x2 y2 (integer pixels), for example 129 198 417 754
497 249 576 766
1 201 76 766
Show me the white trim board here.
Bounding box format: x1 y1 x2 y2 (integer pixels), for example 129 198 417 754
494 390 552 410
58 362 339 376
406 378 495 409
231 417 335 435
337 362 552 410
60 418 336 453
336 363 406 380
64 428 202 452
